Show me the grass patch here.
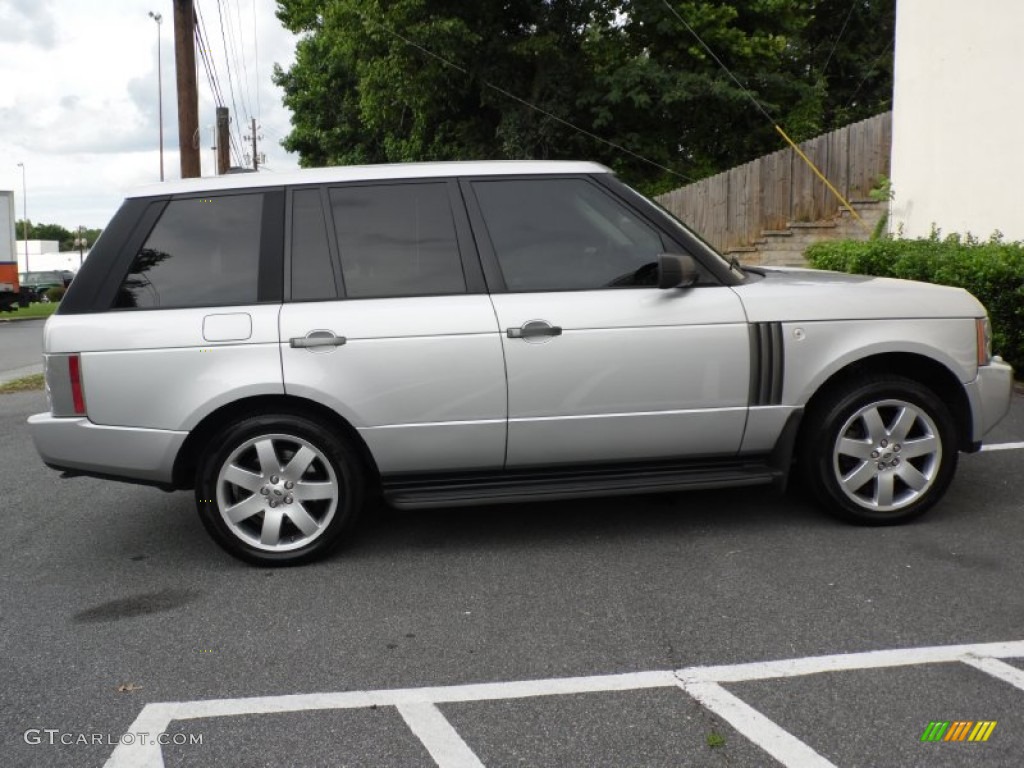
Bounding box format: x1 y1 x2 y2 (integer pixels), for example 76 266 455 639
705 731 726 749
0 373 45 393
2 302 58 320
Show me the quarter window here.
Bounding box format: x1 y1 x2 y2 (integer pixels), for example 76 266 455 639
329 183 466 299
472 178 666 291
115 194 263 309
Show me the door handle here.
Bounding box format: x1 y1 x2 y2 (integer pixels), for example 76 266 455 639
507 320 562 340
289 332 347 349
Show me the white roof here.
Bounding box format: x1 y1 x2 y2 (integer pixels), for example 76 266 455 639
128 160 611 198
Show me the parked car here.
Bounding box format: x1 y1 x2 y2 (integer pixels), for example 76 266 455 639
19 270 67 301
28 161 1014 565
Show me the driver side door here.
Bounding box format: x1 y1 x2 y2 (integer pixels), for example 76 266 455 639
464 176 750 468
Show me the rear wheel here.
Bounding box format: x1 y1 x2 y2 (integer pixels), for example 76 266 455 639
196 414 365 565
801 376 958 524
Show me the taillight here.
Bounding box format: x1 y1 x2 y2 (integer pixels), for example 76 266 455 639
68 354 86 415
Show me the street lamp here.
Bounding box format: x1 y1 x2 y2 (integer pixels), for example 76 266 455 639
148 11 164 182
16 162 28 274
73 226 89 268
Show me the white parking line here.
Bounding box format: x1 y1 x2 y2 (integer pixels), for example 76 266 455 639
961 655 1024 692
980 441 1024 451
397 702 486 768
674 639 1024 683
105 639 1024 768
679 681 838 768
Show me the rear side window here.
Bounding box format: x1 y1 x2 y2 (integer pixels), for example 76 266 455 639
115 194 263 309
329 183 466 299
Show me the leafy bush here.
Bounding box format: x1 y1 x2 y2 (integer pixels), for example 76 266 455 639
45 286 66 303
805 233 1024 374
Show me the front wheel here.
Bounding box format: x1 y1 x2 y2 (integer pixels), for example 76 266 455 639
195 414 365 565
801 376 958 524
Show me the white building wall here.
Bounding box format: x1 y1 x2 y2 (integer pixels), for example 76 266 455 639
22 251 88 273
0 191 15 263
890 0 1024 240
11 241 77 273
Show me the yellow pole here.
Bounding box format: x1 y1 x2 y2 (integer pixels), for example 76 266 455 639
774 124 868 229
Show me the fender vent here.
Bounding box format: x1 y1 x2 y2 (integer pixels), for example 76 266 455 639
749 322 784 406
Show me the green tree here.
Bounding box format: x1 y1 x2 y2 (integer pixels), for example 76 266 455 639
14 221 101 252
32 222 72 248
273 1 895 194
274 1 616 165
599 0 826 191
805 0 896 129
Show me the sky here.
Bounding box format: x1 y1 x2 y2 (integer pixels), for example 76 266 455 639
0 0 301 231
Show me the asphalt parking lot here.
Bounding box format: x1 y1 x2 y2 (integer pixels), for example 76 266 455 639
2 388 1023 768
0 318 46 383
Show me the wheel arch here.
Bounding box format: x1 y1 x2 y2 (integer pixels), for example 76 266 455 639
171 394 381 490
797 352 974 452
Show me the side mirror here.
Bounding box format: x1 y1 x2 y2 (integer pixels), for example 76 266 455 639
658 253 698 289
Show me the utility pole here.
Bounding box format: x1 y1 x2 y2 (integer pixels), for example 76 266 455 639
16 162 28 274
172 0 200 178
210 124 217 175
246 118 262 171
216 107 230 175
73 226 88 268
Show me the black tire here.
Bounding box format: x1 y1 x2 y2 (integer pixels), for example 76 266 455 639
800 375 958 524
195 413 365 565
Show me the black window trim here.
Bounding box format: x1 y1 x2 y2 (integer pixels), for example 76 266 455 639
58 196 169 314
258 188 285 304
461 173 736 295
283 184 341 303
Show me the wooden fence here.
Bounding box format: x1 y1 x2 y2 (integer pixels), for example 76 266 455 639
656 111 892 252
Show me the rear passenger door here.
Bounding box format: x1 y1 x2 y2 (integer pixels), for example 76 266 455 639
278 181 507 474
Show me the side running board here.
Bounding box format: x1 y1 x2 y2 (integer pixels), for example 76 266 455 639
382 459 782 510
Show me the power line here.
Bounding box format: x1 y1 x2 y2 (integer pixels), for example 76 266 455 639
658 0 775 124
845 31 896 110
252 0 261 119
194 7 224 106
821 1 857 77
195 2 244 165
215 0 248 156
656 0 865 226
230 0 256 121
358 13 694 183
221 0 254 123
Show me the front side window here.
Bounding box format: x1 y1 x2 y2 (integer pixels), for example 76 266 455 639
329 182 466 299
115 194 263 309
472 178 666 291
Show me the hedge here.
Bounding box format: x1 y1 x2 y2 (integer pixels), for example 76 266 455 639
804 234 1024 375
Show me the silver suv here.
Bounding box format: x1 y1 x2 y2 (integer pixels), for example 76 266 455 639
28 161 1014 565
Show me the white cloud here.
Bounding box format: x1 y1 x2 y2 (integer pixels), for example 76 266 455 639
0 0 300 229
0 0 58 49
